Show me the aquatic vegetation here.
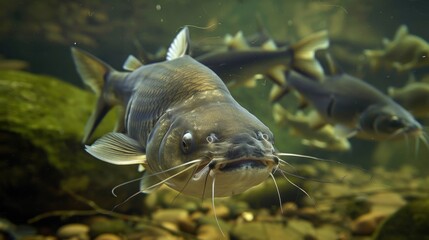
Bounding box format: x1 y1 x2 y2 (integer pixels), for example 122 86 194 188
0 70 133 221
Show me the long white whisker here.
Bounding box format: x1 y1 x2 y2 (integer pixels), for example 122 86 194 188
112 159 203 198
271 155 296 171
142 164 197 192
276 152 333 162
112 163 198 211
146 159 203 177
112 190 142 211
172 164 201 204
270 172 283 213
279 169 315 205
278 168 342 184
112 177 143 197
212 175 225 237
420 132 429 151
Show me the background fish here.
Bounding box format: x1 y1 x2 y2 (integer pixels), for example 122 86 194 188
364 25 429 72
286 70 422 141
389 81 429 118
195 30 329 90
273 104 351 151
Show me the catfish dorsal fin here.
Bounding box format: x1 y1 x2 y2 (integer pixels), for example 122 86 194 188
123 55 143 71
166 27 190 60
85 132 146 165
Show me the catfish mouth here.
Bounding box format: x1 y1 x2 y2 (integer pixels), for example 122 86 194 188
210 157 278 172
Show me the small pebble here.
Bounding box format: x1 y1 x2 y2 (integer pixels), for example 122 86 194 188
57 223 89 240
282 202 298 217
94 233 122 240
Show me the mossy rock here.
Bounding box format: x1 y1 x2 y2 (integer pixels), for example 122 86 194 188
374 198 429 240
0 70 141 222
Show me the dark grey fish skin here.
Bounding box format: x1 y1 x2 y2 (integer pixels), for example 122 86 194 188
195 30 329 89
71 28 278 198
287 70 422 140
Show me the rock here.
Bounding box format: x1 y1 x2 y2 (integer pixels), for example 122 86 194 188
0 70 140 221
57 223 89 240
231 222 281 240
89 218 130 236
298 207 320 223
94 233 121 240
282 202 298 217
206 204 230 219
197 224 228 240
351 211 387 235
374 198 429 240
151 209 189 223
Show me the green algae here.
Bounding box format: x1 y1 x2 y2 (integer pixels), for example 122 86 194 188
0 70 138 221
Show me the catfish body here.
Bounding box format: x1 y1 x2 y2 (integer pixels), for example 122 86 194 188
72 28 278 198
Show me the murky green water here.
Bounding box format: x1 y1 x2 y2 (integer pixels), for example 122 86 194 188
1 1 429 239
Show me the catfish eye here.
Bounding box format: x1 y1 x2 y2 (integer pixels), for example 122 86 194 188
386 117 405 130
374 115 405 134
181 131 193 153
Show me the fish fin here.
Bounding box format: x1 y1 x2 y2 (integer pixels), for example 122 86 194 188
123 55 143 71
393 25 408 42
83 99 111 144
291 30 329 80
85 132 147 165
167 27 190 60
71 47 113 94
244 77 259 87
266 65 286 85
272 103 288 124
71 47 116 143
334 124 358 138
307 112 326 130
382 38 390 46
269 84 290 103
317 51 342 76
261 39 277 51
294 91 309 109
140 170 162 193
225 31 249 50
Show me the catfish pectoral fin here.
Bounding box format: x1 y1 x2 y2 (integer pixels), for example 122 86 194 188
85 132 147 165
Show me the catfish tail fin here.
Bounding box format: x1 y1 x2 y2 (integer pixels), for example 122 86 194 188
71 47 115 144
291 30 329 80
